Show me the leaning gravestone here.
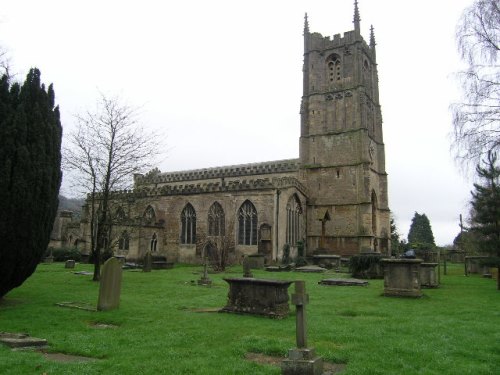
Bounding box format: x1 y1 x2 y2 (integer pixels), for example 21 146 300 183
143 251 152 272
97 257 123 311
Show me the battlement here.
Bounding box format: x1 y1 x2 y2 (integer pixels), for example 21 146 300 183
96 176 307 200
307 30 370 54
134 159 300 186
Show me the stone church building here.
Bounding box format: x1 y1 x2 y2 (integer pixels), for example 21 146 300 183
80 3 390 264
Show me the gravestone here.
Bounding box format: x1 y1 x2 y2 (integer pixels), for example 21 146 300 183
97 257 123 311
381 259 422 297
420 263 439 288
143 251 152 272
242 256 253 278
65 260 75 269
281 281 323 375
197 256 212 286
220 278 293 318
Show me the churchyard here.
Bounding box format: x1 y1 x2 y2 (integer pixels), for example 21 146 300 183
0 262 498 374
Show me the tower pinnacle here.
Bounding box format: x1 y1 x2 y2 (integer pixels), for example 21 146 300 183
304 13 309 33
353 0 361 33
370 25 376 47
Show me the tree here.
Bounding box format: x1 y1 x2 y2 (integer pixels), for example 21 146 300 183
451 0 500 171
196 221 235 272
64 94 162 281
469 151 500 289
407 212 436 249
390 216 401 256
0 68 62 298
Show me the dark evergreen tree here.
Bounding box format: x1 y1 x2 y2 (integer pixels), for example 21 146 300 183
0 69 62 298
390 216 401 256
407 212 436 249
469 151 500 290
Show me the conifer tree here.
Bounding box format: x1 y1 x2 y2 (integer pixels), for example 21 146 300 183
470 151 500 290
407 212 436 249
0 69 62 298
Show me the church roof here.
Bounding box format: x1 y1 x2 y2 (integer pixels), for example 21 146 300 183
135 158 300 186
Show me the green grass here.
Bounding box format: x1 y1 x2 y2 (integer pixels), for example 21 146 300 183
0 263 499 374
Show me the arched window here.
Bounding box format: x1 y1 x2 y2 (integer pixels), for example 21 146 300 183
286 194 303 246
119 231 130 251
181 204 196 244
326 54 342 82
150 232 158 252
144 205 156 224
238 200 257 245
208 202 225 236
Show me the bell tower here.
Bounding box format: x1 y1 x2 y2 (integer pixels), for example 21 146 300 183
300 1 390 255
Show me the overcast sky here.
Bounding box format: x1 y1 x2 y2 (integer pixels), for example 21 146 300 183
1 0 474 246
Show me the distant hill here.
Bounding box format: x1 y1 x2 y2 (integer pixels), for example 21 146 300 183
58 195 85 214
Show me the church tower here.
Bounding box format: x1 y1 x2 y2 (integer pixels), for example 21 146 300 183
299 1 390 255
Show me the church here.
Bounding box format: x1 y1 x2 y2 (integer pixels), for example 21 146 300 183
79 2 390 264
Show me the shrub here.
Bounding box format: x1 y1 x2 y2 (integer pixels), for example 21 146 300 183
349 254 384 279
52 247 82 262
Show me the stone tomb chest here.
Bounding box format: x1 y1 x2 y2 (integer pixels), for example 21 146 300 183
381 259 422 297
220 277 293 318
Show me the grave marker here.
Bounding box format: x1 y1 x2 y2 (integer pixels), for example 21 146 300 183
97 257 123 311
143 251 152 272
281 281 323 375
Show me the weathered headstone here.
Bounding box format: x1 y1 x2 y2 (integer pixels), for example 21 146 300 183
143 251 152 272
197 256 212 286
381 259 422 297
420 263 439 288
242 256 253 278
65 259 75 269
282 281 323 375
97 257 123 311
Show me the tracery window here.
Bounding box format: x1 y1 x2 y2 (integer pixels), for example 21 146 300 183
208 202 225 236
118 231 130 251
286 194 303 246
115 206 126 222
181 204 196 244
150 232 158 252
327 54 342 82
144 205 156 224
238 200 257 245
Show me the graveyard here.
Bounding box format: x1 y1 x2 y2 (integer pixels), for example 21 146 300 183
0 261 498 374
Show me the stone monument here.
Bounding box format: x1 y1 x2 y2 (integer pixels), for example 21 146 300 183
97 257 123 311
381 259 422 297
143 251 152 272
282 281 323 375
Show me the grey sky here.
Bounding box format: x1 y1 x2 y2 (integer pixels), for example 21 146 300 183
0 0 474 245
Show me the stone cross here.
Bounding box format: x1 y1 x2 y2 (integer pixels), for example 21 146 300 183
291 280 309 348
143 251 152 272
197 255 212 286
97 257 123 311
282 281 323 375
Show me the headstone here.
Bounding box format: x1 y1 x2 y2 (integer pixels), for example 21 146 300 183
282 281 323 375
65 260 75 269
197 257 212 286
97 257 123 311
242 256 253 278
143 251 152 272
420 263 439 288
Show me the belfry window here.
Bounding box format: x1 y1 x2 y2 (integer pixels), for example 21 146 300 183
286 195 303 246
143 205 156 224
327 54 342 82
238 200 257 245
181 204 196 244
208 202 225 236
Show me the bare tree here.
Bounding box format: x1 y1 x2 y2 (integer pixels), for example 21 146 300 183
64 93 163 280
0 46 12 78
196 221 236 272
451 0 500 172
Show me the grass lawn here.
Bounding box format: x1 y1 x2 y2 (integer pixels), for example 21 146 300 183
0 262 499 374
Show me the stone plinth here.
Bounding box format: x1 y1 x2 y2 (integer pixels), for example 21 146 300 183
220 277 292 318
381 259 422 298
420 263 439 288
65 260 75 269
312 255 340 270
282 348 323 375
